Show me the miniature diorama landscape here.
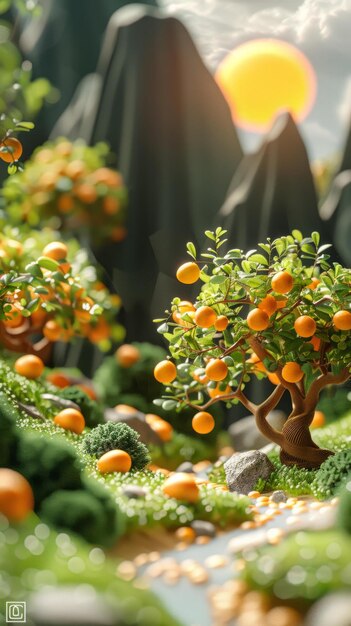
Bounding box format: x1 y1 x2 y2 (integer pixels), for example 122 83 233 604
0 2 351 626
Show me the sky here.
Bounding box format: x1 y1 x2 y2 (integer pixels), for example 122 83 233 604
160 0 351 162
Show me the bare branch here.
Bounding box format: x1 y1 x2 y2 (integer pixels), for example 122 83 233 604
306 368 350 411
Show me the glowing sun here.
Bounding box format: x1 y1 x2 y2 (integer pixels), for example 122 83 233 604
215 39 317 132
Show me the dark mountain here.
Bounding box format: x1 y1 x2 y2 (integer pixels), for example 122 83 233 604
218 112 326 249
53 5 243 342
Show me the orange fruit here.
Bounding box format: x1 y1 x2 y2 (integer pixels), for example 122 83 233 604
30 307 47 327
154 360 177 384
0 469 34 521
111 226 127 242
176 262 200 284
92 168 122 187
178 301 196 313
267 372 280 385
192 369 209 384
53 408 85 434
162 473 199 503
172 310 195 327
148 418 173 442
87 318 110 343
281 362 304 383
97 449 132 474
214 315 229 331
103 196 120 215
192 411 215 434
3 303 23 328
43 241 68 261
307 277 320 290
205 358 228 381
310 336 321 351
294 315 316 338
0 137 23 163
208 384 232 398
333 310 351 331
115 344 140 368
46 372 71 388
247 353 266 372
55 141 72 157
38 170 58 191
276 298 288 309
76 384 97 400
57 193 74 213
194 306 217 328
175 527 196 543
43 320 62 342
258 295 277 316
65 160 85 180
75 183 97 204
115 404 139 414
271 271 293 294
14 354 44 379
247 308 269 331
311 410 325 429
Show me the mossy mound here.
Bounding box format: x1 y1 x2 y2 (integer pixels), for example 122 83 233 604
82 422 150 470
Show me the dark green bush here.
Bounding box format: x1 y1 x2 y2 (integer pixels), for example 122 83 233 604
0 392 19 465
82 422 150 470
57 386 104 427
16 433 82 504
93 342 167 410
40 481 121 546
312 449 351 498
337 478 351 535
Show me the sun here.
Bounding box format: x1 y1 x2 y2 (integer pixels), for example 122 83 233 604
215 38 317 132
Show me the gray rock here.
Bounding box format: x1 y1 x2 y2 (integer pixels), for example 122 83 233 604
229 411 286 451
305 593 351 626
224 450 274 495
104 408 162 445
191 520 216 538
121 485 148 499
176 461 194 473
28 587 120 625
270 490 288 503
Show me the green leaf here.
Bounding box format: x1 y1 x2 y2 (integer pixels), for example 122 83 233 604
204 231 216 241
248 254 268 265
37 256 60 271
25 262 43 278
186 241 197 259
292 230 303 242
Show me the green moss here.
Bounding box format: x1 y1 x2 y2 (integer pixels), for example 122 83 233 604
82 422 150 470
337 479 351 535
57 386 104 427
0 515 182 626
242 531 351 604
0 391 20 465
312 450 351 498
149 432 216 469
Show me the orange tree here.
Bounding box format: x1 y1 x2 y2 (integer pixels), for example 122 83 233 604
154 229 351 469
0 227 123 357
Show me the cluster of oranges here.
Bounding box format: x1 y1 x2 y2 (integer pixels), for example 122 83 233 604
0 238 120 347
2 138 127 244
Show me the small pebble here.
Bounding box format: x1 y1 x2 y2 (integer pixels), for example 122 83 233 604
191 520 216 538
163 570 180 585
270 490 288 503
176 461 195 473
248 491 261 499
266 606 302 626
133 553 149 567
148 551 160 562
188 567 209 584
121 485 148 499
196 535 211 545
117 560 136 581
205 554 229 569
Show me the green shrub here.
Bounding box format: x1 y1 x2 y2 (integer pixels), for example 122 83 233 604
39 482 121 547
16 433 82 504
312 449 351 498
337 478 351 535
83 422 150 470
57 386 104 427
0 392 20 465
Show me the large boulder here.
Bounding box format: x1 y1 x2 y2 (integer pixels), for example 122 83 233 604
305 593 351 626
224 450 274 495
228 411 286 451
104 408 162 446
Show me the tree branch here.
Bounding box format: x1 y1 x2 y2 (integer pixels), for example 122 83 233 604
305 368 350 412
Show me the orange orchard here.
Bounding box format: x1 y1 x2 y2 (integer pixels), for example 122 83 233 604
153 230 351 469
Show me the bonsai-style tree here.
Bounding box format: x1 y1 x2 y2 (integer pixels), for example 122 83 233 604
154 230 351 469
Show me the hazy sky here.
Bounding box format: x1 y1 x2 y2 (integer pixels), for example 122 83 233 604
160 0 351 162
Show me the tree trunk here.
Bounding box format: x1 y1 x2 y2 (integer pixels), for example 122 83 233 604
279 408 333 469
